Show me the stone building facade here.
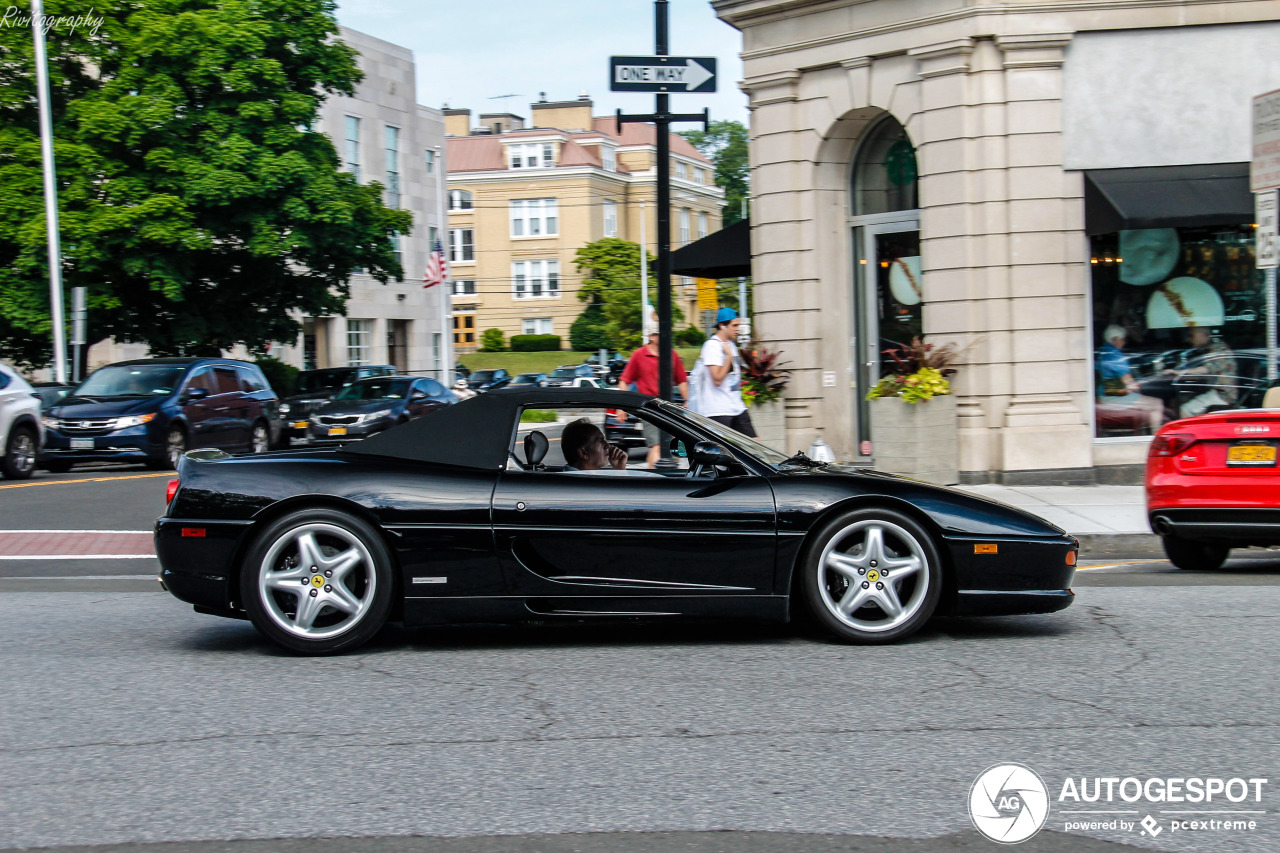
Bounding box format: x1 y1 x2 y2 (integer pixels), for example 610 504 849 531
714 0 1280 483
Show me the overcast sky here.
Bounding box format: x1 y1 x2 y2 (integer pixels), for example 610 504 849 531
335 0 750 127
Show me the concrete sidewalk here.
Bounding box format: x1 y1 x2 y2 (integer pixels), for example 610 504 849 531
956 484 1161 558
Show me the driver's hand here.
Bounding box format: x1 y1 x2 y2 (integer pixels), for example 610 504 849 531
616 411 628 423
607 444 628 470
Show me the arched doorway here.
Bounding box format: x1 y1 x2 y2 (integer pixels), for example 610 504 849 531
849 114 920 459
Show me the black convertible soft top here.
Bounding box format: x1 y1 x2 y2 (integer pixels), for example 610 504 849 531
342 387 657 470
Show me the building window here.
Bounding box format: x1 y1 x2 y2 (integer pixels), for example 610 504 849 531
694 167 705 184
452 279 476 295
522 318 553 335
346 319 372 365
679 208 690 245
852 115 918 216
391 233 402 269
602 145 616 172
424 149 436 174
428 226 439 248
344 116 360 182
449 189 473 211
509 142 554 169
449 228 474 263
675 160 687 180
1090 224 1269 439
452 313 475 345
603 199 617 238
697 211 708 240
510 198 558 237
512 259 560 299
385 125 400 208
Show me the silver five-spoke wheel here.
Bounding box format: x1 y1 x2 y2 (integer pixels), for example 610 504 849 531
242 509 394 654
803 508 942 643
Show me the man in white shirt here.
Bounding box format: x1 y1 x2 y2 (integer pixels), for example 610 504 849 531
697 308 757 437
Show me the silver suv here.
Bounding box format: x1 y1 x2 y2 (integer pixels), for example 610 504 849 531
0 363 42 480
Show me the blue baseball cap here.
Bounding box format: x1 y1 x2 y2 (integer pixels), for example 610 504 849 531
716 307 738 324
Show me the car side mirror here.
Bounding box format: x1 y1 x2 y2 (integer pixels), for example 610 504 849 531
184 387 210 402
691 441 732 466
411 389 427 399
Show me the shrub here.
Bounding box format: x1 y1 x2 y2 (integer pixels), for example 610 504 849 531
510 334 561 352
677 325 707 346
520 409 558 423
480 328 506 352
255 356 299 396
569 307 612 351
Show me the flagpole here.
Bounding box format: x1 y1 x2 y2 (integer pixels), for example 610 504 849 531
435 144 453 382
32 0 67 383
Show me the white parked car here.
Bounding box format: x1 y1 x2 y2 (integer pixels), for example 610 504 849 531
0 363 41 480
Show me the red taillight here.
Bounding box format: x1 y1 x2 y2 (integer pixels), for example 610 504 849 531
166 478 180 503
1150 433 1196 457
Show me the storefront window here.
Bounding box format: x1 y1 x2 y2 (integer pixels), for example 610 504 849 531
852 116 917 216
1090 225 1268 438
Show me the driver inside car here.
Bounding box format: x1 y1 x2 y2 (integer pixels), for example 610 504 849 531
561 418 628 472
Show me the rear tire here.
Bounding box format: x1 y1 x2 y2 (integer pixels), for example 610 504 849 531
241 508 394 655
1 425 37 480
1162 535 1229 571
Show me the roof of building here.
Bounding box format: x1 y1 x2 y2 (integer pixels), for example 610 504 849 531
446 115 712 174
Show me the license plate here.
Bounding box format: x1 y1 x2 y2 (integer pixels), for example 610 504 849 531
1227 442 1277 466
292 421 309 430
70 438 94 450
327 427 347 436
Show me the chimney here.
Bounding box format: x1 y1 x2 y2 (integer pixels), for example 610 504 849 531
530 94 593 133
443 107 471 137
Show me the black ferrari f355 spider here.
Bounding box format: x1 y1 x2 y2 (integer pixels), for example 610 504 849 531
156 388 1077 654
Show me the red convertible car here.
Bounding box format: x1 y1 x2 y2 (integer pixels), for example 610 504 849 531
1146 406 1280 569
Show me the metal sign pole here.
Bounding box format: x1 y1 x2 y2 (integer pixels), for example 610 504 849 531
1257 189 1279 382
32 0 67 383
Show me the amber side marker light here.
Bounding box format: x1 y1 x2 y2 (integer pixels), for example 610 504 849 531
974 544 998 554
1066 550 1078 566
166 479 180 503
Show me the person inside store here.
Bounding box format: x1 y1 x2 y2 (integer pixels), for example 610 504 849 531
1095 324 1164 432
1162 325 1237 418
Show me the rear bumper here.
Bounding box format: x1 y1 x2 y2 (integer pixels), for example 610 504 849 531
1147 507 1280 545
154 517 254 610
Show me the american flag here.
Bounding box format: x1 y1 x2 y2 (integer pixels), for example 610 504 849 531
423 239 448 289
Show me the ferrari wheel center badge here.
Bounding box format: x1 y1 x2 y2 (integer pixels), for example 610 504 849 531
867 570 880 583
312 575 324 587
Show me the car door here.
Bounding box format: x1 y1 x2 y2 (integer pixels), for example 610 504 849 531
491 438 777 596
180 367 223 447
211 365 251 449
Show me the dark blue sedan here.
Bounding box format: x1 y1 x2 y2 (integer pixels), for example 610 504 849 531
307 376 455 443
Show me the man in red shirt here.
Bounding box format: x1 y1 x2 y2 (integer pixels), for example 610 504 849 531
619 327 689 468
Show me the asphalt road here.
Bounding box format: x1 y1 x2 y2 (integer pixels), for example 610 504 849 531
2 469 1278 853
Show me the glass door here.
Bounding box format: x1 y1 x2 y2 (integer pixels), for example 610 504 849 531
853 220 920 458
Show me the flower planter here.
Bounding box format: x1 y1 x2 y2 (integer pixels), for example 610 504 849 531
750 399 787 453
870 394 959 485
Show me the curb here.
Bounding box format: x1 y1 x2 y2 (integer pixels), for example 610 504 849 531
1074 532 1162 559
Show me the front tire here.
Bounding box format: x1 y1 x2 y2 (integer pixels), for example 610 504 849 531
1162 535 1229 571
241 509 394 654
801 508 943 644
1 425 37 480
146 426 187 470
249 420 270 454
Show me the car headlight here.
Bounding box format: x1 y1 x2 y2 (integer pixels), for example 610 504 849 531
42 416 58 429
115 413 156 429
279 403 291 414
366 409 393 421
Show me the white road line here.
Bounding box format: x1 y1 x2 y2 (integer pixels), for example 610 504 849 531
0 555 156 561
0 530 152 534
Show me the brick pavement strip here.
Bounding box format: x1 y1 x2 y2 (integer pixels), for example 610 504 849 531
0 531 154 557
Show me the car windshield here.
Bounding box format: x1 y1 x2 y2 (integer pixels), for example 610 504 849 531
333 378 411 401
654 401 793 467
551 367 578 379
296 370 358 394
513 374 539 384
75 365 187 397
471 370 497 382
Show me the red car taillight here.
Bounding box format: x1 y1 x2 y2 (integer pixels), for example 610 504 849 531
166 478 180 503
1150 433 1196 457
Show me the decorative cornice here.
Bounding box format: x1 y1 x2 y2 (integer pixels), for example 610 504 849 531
908 38 976 78
741 69 803 106
995 32 1074 69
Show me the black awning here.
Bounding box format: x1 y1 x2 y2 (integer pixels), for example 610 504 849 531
1083 163 1254 236
671 218 751 279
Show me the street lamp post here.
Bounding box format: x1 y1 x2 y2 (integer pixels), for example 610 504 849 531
31 0 68 383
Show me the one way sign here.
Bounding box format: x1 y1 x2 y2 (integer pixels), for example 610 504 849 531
610 56 717 93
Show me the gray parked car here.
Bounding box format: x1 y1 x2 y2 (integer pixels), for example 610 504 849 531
0 363 42 479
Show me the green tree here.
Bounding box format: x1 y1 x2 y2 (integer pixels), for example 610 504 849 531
568 300 611 352
679 120 749 225
0 0 412 368
480 327 505 352
574 237 682 352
